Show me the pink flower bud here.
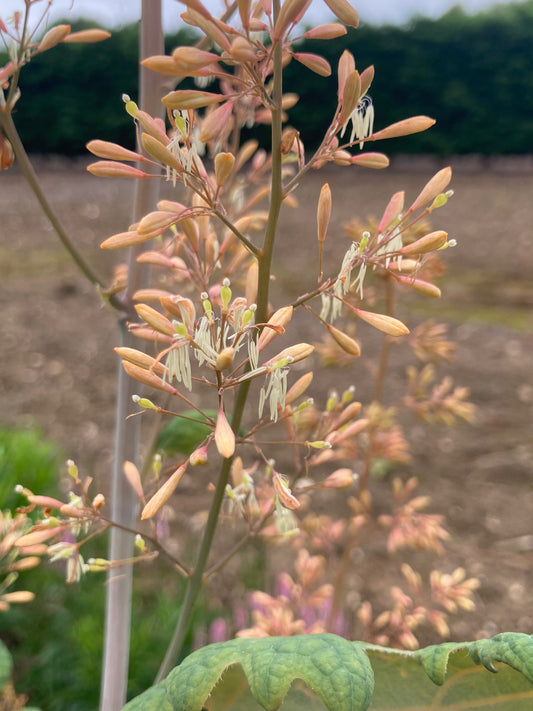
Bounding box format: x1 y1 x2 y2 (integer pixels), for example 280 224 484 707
215 409 235 459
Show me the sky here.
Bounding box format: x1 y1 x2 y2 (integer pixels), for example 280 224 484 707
0 0 522 31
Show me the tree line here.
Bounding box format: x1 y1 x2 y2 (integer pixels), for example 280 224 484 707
5 1 533 155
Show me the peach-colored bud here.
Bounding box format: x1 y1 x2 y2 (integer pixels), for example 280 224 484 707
92 494 105 509
237 0 251 29
273 473 300 510
59 504 87 518
86 139 142 162
214 151 235 186
190 445 209 466
360 65 375 97
215 409 235 459
133 288 174 302
408 167 452 214
265 343 314 367
181 9 232 51
337 49 355 98
317 183 332 243
100 229 149 249
333 401 362 429
388 258 418 274
281 93 299 110
324 0 359 28
200 101 234 143
122 361 177 394
141 133 181 171
134 110 169 145
141 463 188 520
37 24 71 53
9 557 41 571
230 456 244 487
161 295 196 329
15 527 65 547
281 127 300 154
142 54 189 77
229 36 257 62
63 29 111 43
293 52 331 77
378 190 405 232
123 461 144 499
87 161 149 179
332 150 352 166
326 324 361 356
162 89 225 110
400 231 448 255
395 276 442 298
273 0 311 40
323 468 355 489
234 139 259 171
304 22 347 40
216 347 235 371
26 495 64 509
338 71 361 127
137 210 179 237
350 152 390 169
135 304 175 337
354 309 409 336
245 261 258 306
285 371 313 405
172 46 220 71
0 591 35 604
257 306 293 350
0 132 14 170
370 116 436 143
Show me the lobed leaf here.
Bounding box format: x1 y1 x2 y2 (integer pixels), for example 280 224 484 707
122 633 533 711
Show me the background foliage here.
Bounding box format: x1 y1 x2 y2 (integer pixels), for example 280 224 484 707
3 1 533 155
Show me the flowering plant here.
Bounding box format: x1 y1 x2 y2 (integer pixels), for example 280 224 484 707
1 2 531 711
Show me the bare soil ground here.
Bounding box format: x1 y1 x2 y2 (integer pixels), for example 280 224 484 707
1 155 532 644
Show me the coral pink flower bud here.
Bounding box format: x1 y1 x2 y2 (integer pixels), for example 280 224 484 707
317 183 331 243
257 306 293 350
326 324 361 356
121 361 177 394
285 372 313 405
63 29 111 43
370 116 436 143
337 50 355 98
400 231 448 255
229 36 257 62
200 101 234 143
215 409 235 459
123 461 144 499
323 468 355 489
190 445 209 466
141 463 188 520
135 304 175 337
350 152 389 169
408 167 452 213
395 276 442 298
304 23 347 40
0 133 13 170
15 527 65 547
172 46 220 71
37 24 71 52
216 347 235 371
0 591 35 604
293 52 331 77
264 343 314 366
141 134 182 171
162 90 225 110
86 140 143 162
214 152 235 186
87 161 149 179
273 0 311 40
273 473 300 510
100 229 149 249
354 309 409 336
338 71 361 127
378 191 405 232
324 0 359 28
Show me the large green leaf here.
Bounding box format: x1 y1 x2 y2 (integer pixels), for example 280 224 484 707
123 634 373 711
122 633 533 711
